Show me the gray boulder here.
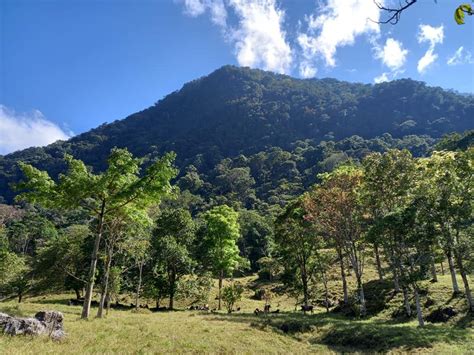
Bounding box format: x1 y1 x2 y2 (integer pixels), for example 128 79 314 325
0 310 66 341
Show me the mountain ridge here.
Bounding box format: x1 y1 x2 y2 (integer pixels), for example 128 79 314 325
1 65 473 203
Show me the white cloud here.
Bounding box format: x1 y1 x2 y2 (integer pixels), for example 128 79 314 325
297 0 381 71
299 61 317 78
374 72 389 84
182 0 227 27
183 0 206 16
180 0 292 74
0 105 71 155
375 38 408 71
228 0 292 74
417 24 444 74
447 46 474 66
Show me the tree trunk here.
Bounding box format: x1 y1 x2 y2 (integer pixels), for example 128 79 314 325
323 275 329 313
374 243 384 281
414 287 424 327
390 252 400 293
97 243 114 318
403 287 411 317
81 200 106 319
135 260 144 310
337 249 348 304
447 248 460 294
74 288 81 300
393 271 400 293
440 261 445 275
460 270 474 312
301 265 309 308
218 270 223 311
357 274 367 317
454 252 474 312
430 255 438 282
168 270 176 310
18 292 22 303
105 292 111 316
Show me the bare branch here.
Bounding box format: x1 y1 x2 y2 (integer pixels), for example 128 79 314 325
372 0 418 25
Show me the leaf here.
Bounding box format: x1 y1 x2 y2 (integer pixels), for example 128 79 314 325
455 4 473 25
455 7 465 25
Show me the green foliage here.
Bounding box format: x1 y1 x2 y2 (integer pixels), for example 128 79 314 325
222 282 244 313
152 207 196 308
455 4 473 24
1 66 472 206
202 205 246 277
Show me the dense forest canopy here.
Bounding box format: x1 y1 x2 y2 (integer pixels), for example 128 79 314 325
1 66 473 204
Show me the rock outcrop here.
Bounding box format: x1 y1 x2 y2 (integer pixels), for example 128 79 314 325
0 310 66 341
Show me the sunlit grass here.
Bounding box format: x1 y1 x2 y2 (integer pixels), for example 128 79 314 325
1 270 472 353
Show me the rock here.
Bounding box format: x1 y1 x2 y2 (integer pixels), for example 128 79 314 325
0 310 66 341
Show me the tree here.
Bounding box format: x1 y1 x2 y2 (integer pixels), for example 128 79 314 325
307 165 368 316
152 208 196 309
0 228 28 301
33 224 90 299
419 149 474 312
362 149 421 315
201 205 246 310
16 148 177 319
222 282 244 313
238 209 274 272
275 200 320 309
97 206 152 317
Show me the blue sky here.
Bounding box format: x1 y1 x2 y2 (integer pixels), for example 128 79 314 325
0 0 473 154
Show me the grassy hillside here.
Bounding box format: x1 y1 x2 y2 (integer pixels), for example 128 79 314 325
1 266 472 353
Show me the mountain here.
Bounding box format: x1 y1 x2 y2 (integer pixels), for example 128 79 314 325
1 65 473 204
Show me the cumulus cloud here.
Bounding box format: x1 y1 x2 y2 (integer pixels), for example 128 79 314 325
374 72 389 84
228 0 292 73
297 0 381 77
181 0 292 74
182 0 227 27
447 46 474 66
373 37 407 83
375 38 408 71
0 105 71 155
417 24 444 74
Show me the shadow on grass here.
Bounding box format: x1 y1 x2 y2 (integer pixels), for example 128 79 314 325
203 311 472 352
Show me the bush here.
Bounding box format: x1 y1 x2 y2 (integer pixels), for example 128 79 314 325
222 282 244 313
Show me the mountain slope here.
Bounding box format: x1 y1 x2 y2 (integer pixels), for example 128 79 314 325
1 65 473 203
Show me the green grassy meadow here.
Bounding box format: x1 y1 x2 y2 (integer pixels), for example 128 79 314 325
1 272 473 354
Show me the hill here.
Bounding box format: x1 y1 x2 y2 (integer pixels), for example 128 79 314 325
1 65 473 204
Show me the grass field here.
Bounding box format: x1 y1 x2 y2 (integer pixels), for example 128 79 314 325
1 273 473 354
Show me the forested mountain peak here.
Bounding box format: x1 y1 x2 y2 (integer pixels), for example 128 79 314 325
0 66 472 203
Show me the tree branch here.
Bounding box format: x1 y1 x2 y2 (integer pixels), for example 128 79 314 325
372 0 418 25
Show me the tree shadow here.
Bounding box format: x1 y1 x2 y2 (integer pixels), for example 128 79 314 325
203 311 472 352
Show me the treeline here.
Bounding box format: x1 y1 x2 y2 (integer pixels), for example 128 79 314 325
275 147 473 326
0 131 472 324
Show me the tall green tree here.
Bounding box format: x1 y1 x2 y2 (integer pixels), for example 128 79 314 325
275 199 320 308
16 148 177 319
419 149 474 312
201 205 246 310
152 208 196 310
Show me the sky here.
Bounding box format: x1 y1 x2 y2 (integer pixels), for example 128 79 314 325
1 0 473 155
